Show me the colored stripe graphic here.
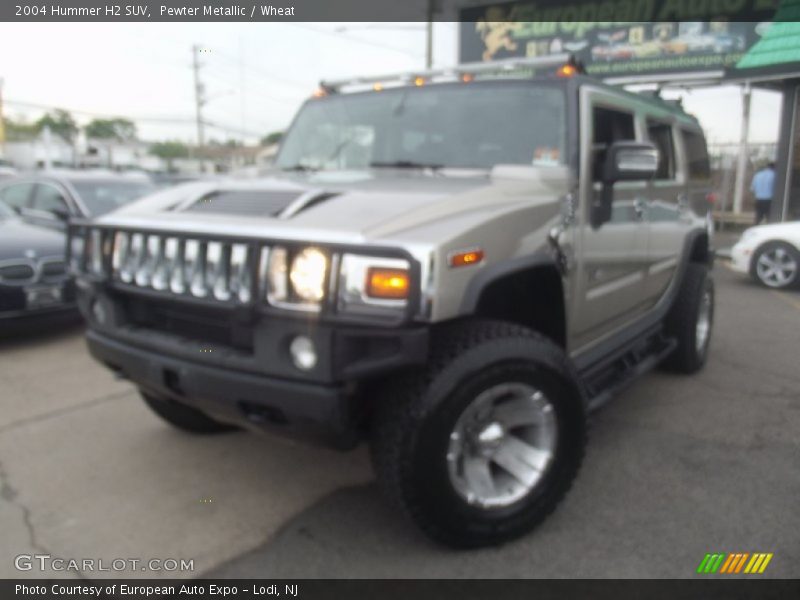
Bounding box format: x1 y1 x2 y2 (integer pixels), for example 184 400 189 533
700 552 774 575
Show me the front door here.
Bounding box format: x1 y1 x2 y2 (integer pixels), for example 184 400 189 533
570 89 650 352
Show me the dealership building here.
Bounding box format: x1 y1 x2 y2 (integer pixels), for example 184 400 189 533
457 0 800 222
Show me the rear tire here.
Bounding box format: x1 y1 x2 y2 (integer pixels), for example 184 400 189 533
663 263 714 374
140 391 238 434
370 320 586 548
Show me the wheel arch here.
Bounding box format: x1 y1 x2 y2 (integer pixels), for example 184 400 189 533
458 254 566 348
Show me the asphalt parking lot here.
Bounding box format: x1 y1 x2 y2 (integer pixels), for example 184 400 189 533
0 262 798 579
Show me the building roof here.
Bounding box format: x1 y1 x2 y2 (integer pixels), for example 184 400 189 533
736 1 800 71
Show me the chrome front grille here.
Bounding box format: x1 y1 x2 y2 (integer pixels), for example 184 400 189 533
102 230 257 305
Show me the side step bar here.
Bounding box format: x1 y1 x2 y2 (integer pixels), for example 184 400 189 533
580 330 677 413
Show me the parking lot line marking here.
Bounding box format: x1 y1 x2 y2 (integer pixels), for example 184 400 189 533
772 291 800 312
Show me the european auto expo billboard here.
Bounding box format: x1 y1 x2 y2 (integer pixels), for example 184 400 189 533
458 0 780 78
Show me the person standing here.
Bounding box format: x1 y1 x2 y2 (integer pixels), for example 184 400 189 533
750 162 776 225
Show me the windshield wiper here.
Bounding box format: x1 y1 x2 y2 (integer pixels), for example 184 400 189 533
369 160 443 170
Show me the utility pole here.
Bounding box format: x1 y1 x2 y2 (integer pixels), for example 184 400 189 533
732 83 752 215
425 0 434 69
192 44 206 171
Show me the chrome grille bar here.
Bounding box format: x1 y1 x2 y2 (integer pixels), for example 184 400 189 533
104 230 255 305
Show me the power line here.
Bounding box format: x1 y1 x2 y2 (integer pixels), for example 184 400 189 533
3 99 196 123
290 23 425 59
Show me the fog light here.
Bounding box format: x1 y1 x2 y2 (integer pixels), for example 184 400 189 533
289 336 317 371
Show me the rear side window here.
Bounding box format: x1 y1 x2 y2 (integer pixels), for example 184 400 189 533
0 183 34 210
682 129 710 180
646 120 676 180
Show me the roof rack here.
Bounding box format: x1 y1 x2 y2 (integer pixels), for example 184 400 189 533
320 53 573 93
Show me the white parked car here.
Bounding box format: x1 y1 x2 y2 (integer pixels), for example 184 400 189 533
731 221 800 289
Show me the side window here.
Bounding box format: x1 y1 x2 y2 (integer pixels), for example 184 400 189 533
646 120 676 180
592 106 636 180
0 183 35 210
32 184 70 214
682 129 710 180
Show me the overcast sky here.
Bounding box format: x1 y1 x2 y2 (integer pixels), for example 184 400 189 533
0 22 783 146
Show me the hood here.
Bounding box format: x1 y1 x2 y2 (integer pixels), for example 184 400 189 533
102 167 570 244
747 221 800 237
0 218 66 261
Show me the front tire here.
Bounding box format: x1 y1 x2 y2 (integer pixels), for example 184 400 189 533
370 320 587 548
140 391 238 434
663 263 714 374
751 242 800 289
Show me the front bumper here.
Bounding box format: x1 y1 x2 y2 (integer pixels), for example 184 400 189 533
730 242 752 274
88 330 364 448
0 279 77 320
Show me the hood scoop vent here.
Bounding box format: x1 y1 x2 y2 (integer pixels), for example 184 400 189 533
278 190 341 219
184 189 305 217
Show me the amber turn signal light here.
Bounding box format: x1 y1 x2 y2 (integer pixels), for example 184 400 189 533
449 249 485 268
556 64 578 78
366 268 410 299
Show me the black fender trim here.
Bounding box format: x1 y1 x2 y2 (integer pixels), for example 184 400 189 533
458 250 559 315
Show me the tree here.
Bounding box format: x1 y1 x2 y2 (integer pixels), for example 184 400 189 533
35 109 78 143
149 141 190 171
85 118 137 141
2 116 38 141
260 131 283 146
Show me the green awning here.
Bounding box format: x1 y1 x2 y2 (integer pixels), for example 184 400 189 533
736 0 800 70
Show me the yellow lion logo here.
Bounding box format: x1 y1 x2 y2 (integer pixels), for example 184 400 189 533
475 8 520 61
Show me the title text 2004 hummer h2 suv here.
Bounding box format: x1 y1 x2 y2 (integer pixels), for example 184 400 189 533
72 56 714 548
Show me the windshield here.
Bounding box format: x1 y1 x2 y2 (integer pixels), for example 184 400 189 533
70 179 156 216
276 82 566 171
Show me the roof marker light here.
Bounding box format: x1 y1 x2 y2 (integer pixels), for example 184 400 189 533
373 83 384 92
556 64 578 78
413 76 426 87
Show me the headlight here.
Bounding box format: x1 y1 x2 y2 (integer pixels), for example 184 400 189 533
289 247 328 302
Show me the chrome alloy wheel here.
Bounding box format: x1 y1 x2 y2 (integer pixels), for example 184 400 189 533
756 246 798 288
446 382 558 509
695 288 713 354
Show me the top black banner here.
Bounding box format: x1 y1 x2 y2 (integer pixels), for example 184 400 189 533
0 0 787 22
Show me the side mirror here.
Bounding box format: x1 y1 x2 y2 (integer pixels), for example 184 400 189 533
50 206 71 221
603 141 659 183
592 141 658 229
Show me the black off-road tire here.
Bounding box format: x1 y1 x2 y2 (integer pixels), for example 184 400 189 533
662 263 714 374
140 391 238 434
370 319 587 549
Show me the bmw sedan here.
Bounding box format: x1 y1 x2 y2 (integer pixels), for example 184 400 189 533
0 171 155 232
0 201 76 321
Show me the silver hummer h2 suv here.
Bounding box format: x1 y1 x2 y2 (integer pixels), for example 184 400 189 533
72 56 715 548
